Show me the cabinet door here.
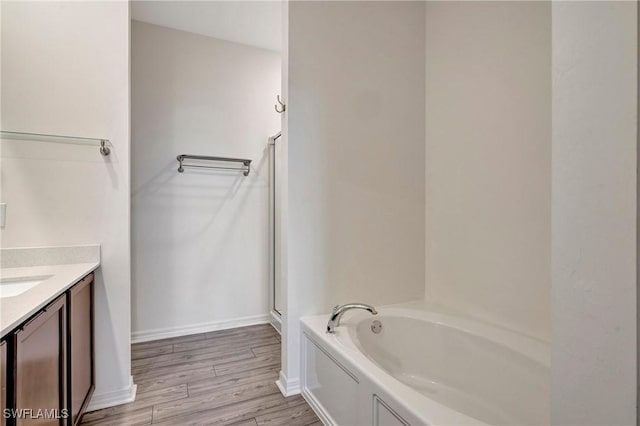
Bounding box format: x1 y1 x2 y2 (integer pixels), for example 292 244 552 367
15 295 67 426
1 340 7 426
68 274 94 425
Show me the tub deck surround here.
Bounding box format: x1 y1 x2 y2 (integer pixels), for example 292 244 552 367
300 304 550 426
81 324 320 426
0 245 100 337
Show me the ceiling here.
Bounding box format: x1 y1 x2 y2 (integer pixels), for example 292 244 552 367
131 1 283 52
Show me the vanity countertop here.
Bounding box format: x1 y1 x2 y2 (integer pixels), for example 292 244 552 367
0 246 100 338
1 262 99 337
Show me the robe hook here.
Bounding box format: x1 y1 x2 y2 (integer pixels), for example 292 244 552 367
275 95 286 113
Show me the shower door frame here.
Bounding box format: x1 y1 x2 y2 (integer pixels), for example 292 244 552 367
269 132 282 331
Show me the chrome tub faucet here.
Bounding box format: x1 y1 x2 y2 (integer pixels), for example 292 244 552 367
326 303 377 333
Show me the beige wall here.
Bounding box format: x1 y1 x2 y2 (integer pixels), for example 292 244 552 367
131 21 281 341
0 1 133 408
425 1 551 341
282 0 426 389
551 2 637 423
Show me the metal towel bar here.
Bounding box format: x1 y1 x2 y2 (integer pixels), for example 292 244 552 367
176 154 252 176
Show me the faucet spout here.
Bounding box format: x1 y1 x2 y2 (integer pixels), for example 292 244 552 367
326 303 377 333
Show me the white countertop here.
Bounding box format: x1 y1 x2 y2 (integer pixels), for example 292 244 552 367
0 262 99 337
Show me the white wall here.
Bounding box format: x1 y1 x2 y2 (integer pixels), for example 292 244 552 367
424 1 551 342
132 1 282 52
551 2 637 424
281 0 426 392
0 1 133 408
131 21 281 340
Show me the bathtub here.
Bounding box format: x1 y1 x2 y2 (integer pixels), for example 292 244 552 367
300 304 549 425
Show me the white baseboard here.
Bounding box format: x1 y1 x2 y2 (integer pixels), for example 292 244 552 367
275 370 300 397
131 314 271 343
87 376 137 412
302 387 335 426
270 310 282 335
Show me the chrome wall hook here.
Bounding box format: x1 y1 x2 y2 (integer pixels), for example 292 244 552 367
275 95 286 113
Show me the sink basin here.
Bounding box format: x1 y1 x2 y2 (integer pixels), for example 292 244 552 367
0 275 53 298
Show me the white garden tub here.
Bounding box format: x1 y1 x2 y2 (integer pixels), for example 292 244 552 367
300 304 549 425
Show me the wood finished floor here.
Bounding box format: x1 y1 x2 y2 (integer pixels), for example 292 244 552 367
81 324 321 426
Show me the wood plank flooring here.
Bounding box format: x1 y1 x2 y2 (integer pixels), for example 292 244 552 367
81 324 321 426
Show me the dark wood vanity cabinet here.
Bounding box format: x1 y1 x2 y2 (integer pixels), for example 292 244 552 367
1 272 94 426
67 275 94 425
1 340 7 426
15 295 67 426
